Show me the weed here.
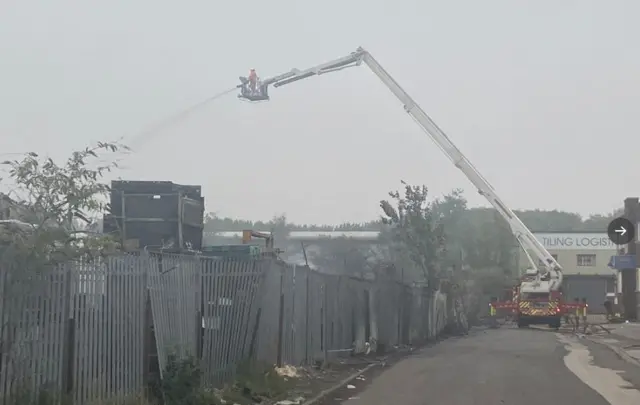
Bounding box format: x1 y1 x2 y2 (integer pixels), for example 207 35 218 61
224 360 295 404
156 354 208 405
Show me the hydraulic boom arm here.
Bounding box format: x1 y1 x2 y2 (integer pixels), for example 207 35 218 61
238 47 563 289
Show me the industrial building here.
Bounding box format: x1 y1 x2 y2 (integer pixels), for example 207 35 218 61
519 232 618 314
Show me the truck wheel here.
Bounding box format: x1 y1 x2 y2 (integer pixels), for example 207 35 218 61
517 321 527 328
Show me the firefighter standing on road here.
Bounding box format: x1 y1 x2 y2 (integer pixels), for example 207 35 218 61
488 298 498 328
563 307 570 327
581 298 588 332
573 298 581 332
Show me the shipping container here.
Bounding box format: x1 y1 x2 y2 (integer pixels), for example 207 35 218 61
103 180 205 251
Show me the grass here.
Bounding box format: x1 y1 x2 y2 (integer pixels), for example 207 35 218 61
221 360 295 405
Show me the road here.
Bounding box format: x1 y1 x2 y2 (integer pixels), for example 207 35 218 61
607 323 640 361
341 327 640 405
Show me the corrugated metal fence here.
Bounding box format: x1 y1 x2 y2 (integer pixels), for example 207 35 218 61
0 253 448 404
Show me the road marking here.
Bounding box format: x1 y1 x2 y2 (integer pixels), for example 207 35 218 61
557 333 640 405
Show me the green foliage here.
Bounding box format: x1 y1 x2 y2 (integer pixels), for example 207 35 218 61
154 354 208 405
204 214 382 232
203 205 620 235
0 385 71 405
152 356 293 405
224 360 294 404
0 142 125 268
377 181 521 314
379 181 446 289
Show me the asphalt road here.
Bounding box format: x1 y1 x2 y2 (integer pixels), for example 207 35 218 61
341 327 640 405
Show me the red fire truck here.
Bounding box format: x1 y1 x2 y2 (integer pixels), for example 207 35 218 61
490 285 587 329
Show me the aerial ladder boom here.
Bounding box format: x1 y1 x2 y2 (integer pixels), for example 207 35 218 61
239 47 562 290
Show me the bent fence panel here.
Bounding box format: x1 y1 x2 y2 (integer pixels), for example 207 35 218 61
148 254 200 378
200 257 265 385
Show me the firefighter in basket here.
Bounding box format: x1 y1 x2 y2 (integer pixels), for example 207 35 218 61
248 69 258 94
238 69 269 101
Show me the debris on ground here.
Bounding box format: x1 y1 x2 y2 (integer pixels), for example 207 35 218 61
275 365 301 378
274 396 305 405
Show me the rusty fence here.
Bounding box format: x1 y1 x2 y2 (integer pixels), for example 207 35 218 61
0 254 448 404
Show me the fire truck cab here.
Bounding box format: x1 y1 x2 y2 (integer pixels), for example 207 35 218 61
516 287 562 329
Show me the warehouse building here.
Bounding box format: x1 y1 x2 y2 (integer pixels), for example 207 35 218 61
519 232 618 314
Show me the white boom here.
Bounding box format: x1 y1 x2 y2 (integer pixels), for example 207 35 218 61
238 47 563 292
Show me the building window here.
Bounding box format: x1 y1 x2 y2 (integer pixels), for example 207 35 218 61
538 254 558 267
576 254 596 267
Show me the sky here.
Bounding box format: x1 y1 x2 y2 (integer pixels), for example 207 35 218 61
1 1 639 224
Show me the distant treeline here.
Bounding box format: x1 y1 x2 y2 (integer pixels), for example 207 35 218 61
204 207 623 233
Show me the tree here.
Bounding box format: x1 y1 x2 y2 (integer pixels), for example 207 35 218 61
203 214 383 233
0 142 125 268
268 214 289 243
580 209 624 230
379 181 445 290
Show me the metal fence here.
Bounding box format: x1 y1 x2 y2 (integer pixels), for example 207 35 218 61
0 253 448 404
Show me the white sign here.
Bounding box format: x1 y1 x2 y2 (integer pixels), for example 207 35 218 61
534 233 615 250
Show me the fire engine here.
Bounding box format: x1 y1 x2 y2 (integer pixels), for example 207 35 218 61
491 279 586 329
236 47 569 328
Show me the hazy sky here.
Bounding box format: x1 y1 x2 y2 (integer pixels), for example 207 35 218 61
1 1 638 224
